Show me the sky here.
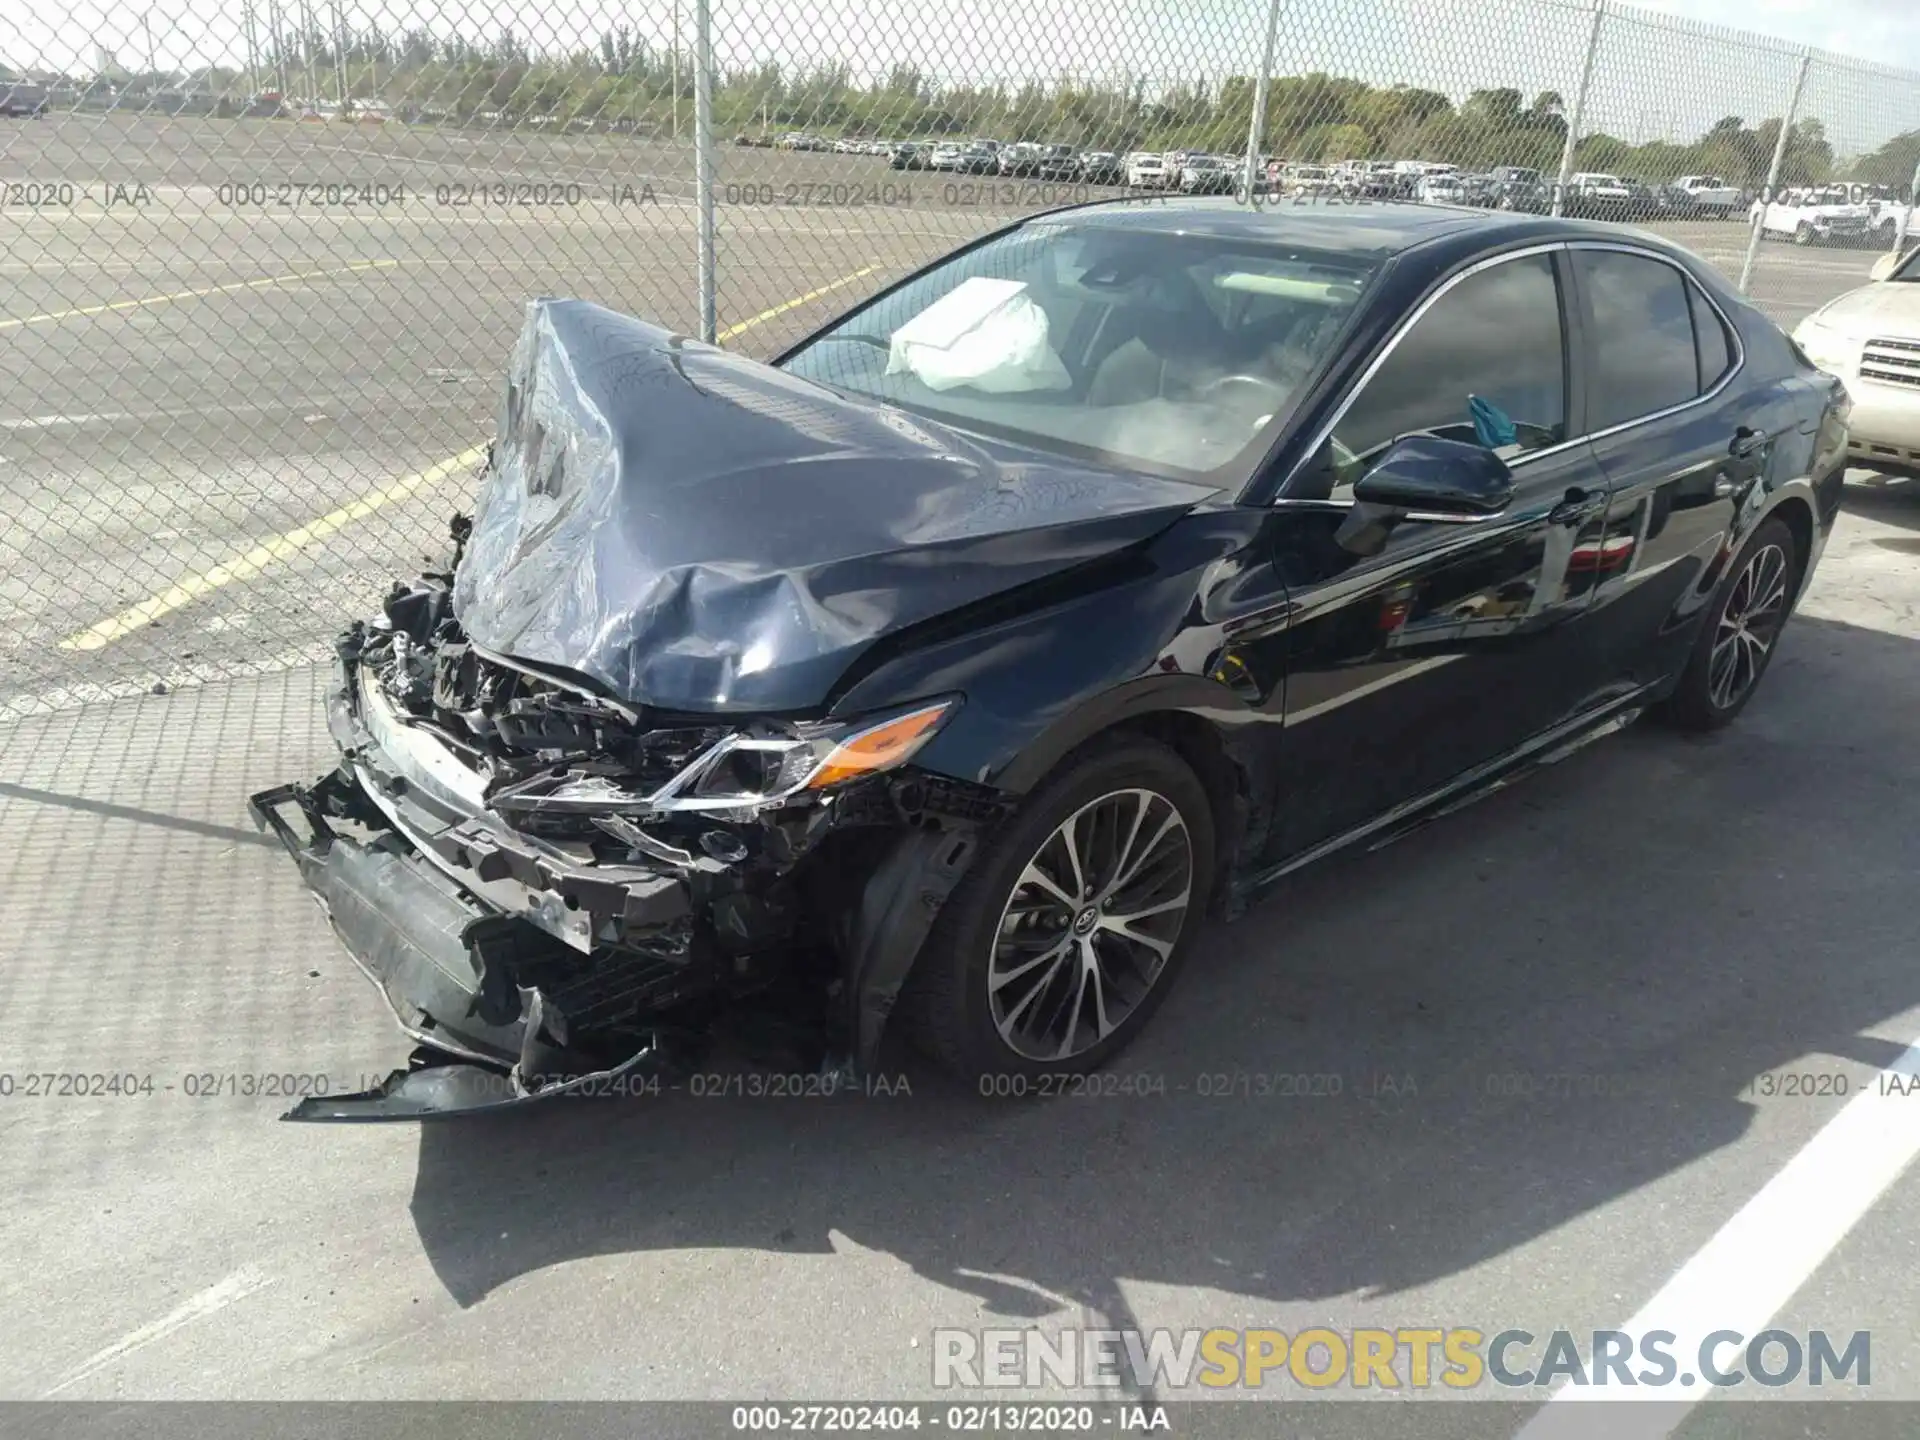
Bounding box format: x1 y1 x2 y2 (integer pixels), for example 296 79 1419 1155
5 0 1919 153
1633 0 1920 69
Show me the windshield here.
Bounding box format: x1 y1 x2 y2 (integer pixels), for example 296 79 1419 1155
777 221 1377 482
1892 248 1920 282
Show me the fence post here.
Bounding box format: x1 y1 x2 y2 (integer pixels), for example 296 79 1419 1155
1242 0 1285 201
693 0 718 343
1552 0 1605 219
1737 49 1812 296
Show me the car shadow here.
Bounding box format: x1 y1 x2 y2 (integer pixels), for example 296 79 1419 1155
1844 468 1920 536
403 613 1920 1320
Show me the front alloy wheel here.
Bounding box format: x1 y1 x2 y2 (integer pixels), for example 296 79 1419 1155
988 789 1193 1062
905 738 1215 1083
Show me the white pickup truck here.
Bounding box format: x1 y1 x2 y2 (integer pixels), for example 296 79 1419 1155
1673 174 1741 217
1860 186 1915 249
1752 186 1875 247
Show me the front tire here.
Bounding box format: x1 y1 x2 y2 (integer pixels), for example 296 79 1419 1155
906 738 1215 1085
1657 517 1800 731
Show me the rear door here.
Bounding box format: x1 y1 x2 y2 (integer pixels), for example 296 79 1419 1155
1569 245 1782 695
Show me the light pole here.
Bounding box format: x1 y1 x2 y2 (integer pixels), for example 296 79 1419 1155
241 0 260 95
331 0 347 104
269 0 289 97
297 0 319 105
671 0 680 143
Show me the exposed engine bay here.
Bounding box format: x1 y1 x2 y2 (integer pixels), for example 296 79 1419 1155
251 527 1008 1119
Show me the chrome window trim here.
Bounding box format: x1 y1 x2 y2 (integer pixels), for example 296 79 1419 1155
1277 236 1748 507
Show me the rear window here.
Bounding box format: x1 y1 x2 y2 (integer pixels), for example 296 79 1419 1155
1690 284 1734 390
1575 251 1700 429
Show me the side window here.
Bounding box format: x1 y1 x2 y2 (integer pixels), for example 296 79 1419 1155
1576 250 1700 428
1324 253 1566 494
1689 283 1734 390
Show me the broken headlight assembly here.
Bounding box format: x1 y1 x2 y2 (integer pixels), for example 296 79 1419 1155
484 697 960 820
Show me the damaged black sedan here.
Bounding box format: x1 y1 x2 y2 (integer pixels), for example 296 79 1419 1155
255 198 1849 1118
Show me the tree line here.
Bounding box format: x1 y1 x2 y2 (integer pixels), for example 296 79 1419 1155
11 27 1917 188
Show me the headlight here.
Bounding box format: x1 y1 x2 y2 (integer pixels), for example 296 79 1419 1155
661 699 957 811
489 698 960 819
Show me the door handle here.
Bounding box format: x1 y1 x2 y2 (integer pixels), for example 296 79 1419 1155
1548 486 1602 526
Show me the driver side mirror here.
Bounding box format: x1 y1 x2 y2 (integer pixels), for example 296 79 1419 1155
1870 250 1903 282
1352 433 1515 515
1336 434 1514 557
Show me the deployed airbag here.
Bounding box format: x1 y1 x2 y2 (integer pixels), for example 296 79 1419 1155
886 276 1073 393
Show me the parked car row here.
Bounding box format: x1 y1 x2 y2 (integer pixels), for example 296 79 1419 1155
743 134 1916 247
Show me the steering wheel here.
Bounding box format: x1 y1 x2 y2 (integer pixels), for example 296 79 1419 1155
1198 373 1285 405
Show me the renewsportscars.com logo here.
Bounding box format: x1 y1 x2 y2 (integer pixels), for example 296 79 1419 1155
931 1327 1871 1392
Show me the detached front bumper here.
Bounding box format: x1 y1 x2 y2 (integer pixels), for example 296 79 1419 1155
248 667 719 1121
252 778 697 1119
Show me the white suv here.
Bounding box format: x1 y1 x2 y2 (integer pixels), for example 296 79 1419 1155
1126 153 1171 189
1794 246 1920 471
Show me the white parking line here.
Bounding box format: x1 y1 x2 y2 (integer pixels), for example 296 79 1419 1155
0 259 398 330
1514 1035 1920 1438
45 1265 272 1395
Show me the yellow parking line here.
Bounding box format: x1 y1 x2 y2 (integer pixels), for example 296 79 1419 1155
57 266 884 653
58 444 489 652
718 264 880 341
2 259 399 331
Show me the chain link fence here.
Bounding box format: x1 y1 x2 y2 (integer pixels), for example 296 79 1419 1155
2 0 1916 718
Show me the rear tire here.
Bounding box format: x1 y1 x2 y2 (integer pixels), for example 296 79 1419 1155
906 738 1215 1086
1657 517 1800 732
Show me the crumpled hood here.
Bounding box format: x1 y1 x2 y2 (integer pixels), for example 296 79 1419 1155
453 299 1219 713
1807 282 1920 341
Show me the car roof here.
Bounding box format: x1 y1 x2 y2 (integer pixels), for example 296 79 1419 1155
1052 196 1513 254
1036 197 1703 266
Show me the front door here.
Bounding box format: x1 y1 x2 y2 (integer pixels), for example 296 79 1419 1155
1255 247 1614 859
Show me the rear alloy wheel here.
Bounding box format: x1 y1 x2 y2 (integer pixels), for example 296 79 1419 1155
1658 516 1799 731
906 740 1214 1084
